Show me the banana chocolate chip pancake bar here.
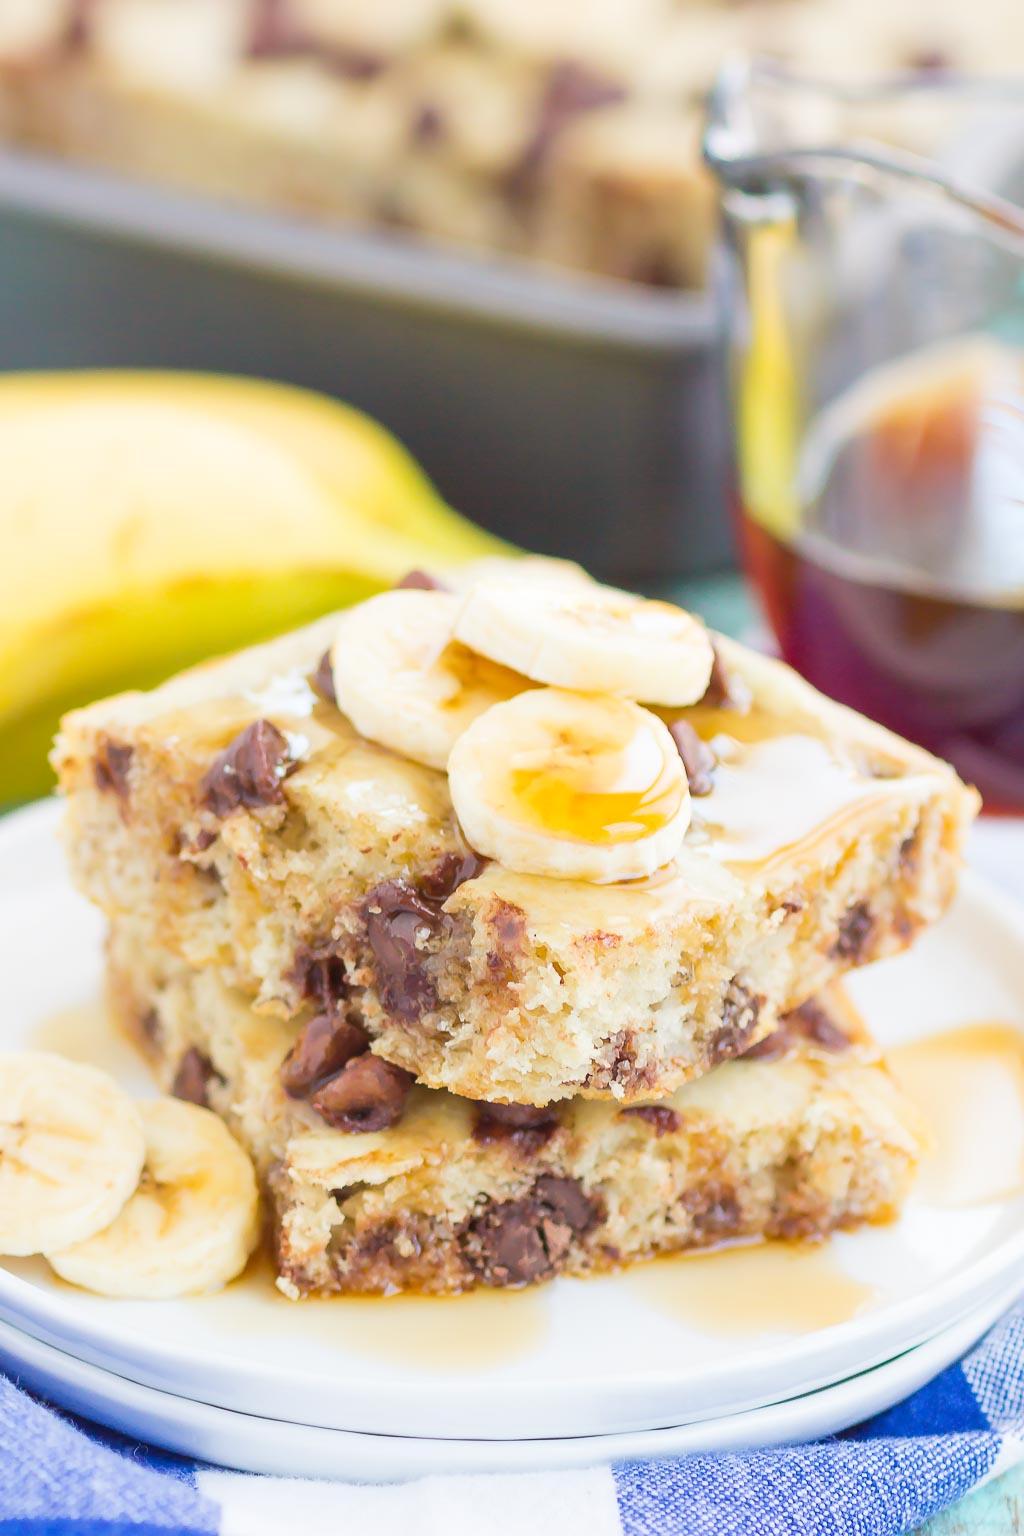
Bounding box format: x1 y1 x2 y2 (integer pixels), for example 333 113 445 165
54 562 978 1107
108 925 925 1296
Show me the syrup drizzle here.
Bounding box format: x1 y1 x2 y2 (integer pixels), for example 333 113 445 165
626 1240 876 1334
889 1023 1024 1207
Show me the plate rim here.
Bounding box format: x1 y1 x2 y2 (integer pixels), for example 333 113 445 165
1 1281 1018 1480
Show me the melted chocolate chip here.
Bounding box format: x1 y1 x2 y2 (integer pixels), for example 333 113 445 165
171 1047 220 1108
682 1184 741 1244
362 881 445 1019
701 644 752 712
362 854 482 1020
311 650 337 706
830 902 874 962
93 740 133 804
668 720 716 796
419 849 487 901
291 945 349 1013
200 720 296 817
281 1015 370 1098
708 982 763 1064
742 997 851 1062
619 1104 681 1136
461 1175 601 1286
310 1054 413 1132
473 1101 560 1152
395 569 446 591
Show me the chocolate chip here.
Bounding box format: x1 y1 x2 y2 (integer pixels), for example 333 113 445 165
830 902 874 962
247 0 309 57
200 720 297 817
668 720 716 796
321 45 385 80
395 569 446 591
533 1174 599 1234
701 644 752 712
411 103 445 146
171 1047 220 1107
291 944 348 1013
93 740 133 804
64 0 98 48
619 1104 681 1136
419 849 486 901
311 650 337 706
743 997 851 1061
908 47 953 73
505 60 626 208
465 1201 549 1284
793 998 850 1051
682 1184 741 1244
363 881 445 1020
310 1054 413 1132
461 1175 601 1286
899 832 919 876
281 1015 370 1098
473 1101 560 1152
139 1008 162 1047
546 60 626 117
708 982 763 1064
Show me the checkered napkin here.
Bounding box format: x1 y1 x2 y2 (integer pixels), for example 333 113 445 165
2 823 1022 1536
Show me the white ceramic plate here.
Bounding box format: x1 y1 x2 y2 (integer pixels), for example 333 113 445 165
1 800 1023 1441
2 1283 1018 1481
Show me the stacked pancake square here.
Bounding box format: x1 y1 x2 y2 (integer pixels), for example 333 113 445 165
55 582 976 1294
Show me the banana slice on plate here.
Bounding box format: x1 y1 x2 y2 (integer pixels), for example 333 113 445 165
0 1052 145 1258
47 1097 260 1299
331 588 527 769
448 688 691 882
453 581 715 706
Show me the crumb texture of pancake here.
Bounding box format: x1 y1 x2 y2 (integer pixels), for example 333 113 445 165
108 926 925 1296
54 602 977 1105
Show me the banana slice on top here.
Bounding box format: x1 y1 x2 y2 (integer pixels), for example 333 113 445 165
448 689 691 882
47 1097 260 1299
453 581 715 706
331 588 527 769
0 1052 145 1258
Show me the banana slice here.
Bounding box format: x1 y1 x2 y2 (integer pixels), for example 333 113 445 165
331 588 527 769
453 581 715 706
47 1098 260 1299
447 688 691 882
0 1052 145 1258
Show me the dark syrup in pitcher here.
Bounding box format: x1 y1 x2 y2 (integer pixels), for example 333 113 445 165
740 338 1024 809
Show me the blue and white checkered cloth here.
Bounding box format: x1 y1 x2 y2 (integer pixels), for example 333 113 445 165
3 1298 1024 1536
4 827 1023 1536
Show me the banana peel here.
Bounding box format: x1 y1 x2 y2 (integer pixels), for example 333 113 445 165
0 371 512 803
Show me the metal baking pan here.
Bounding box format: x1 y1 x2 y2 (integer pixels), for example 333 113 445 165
0 148 731 581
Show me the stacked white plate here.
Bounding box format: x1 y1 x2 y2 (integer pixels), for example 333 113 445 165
1 803 1022 1482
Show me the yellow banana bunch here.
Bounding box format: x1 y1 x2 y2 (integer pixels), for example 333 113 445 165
0 371 511 803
